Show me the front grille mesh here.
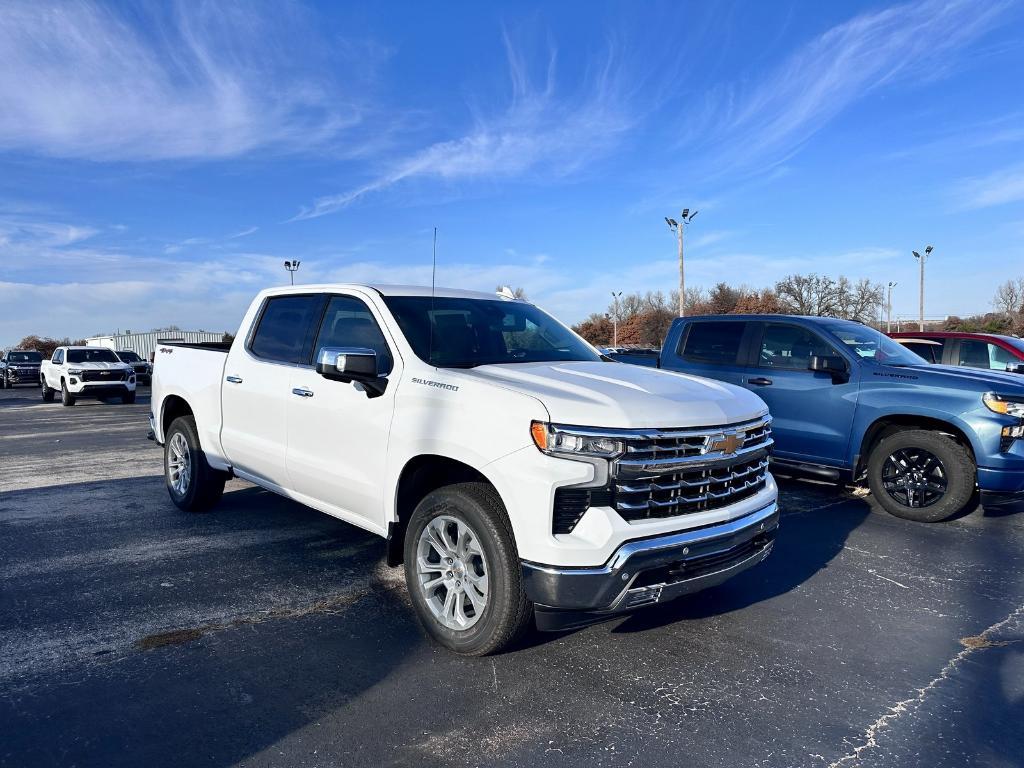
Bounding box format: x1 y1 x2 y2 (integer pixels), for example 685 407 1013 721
551 417 773 533
81 370 127 382
614 417 773 523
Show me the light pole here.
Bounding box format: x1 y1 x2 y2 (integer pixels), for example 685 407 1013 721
911 245 933 331
886 281 897 333
611 291 622 347
665 209 698 317
284 260 301 285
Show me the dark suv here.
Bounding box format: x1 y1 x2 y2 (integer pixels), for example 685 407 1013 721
114 350 153 385
1 349 43 388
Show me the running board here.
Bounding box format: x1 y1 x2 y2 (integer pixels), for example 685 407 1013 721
769 458 842 482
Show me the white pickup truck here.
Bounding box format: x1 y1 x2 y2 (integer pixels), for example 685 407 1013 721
40 346 137 405
151 284 779 654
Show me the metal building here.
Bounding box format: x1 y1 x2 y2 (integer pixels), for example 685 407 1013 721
85 330 228 361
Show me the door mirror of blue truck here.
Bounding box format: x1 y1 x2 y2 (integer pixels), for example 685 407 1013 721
316 347 387 397
809 354 849 382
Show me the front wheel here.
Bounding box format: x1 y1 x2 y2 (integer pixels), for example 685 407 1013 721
41 378 55 402
867 429 975 522
60 381 75 406
403 483 532 656
164 415 226 512
122 391 136 404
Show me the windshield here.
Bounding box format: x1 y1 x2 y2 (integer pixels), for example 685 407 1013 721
823 322 927 366
995 335 1024 356
116 351 142 362
383 296 601 368
66 348 120 364
8 352 42 363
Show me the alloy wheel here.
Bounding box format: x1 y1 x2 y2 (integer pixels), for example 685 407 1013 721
167 432 192 496
415 515 489 630
881 447 947 508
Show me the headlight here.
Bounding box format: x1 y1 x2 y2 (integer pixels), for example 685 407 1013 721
530 421 625 458
982 393 1024 418
67 368 85 376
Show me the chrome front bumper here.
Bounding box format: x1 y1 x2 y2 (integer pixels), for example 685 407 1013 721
523 502 778 631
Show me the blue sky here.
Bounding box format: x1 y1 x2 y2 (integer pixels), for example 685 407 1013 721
1 0 1023 345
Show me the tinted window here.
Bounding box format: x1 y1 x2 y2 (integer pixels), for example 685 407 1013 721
52 350 63 364
823 322 924 366
901 342 939 363
958 340 1016 370
67 348 119 363
249 295 324 364
759 324 837 370
679 322 745 365
117 351 142 362
382 296 600 368
8 352 42 363
313 295 394 374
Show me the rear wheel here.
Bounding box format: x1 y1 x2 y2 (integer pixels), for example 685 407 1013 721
60 381 75 407
164 415 226 512
867 429 975 522
403 482 532 656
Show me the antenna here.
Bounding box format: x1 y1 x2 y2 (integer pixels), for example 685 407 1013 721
428 227 437 366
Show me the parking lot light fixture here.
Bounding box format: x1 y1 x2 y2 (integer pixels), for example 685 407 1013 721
284 260 301 286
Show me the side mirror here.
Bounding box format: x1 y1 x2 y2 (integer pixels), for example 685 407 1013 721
809 354 849 382
316 347 387 397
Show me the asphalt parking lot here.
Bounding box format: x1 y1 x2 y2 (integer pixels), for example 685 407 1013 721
1 385 1023 768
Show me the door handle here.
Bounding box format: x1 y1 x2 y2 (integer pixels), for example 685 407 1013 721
226 376 243 384
291 387 314 398
747 377 773 386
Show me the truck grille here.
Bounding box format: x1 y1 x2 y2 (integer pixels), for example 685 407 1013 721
613 417 772 523
81 370 127 382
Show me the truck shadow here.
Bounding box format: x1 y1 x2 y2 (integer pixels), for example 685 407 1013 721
607 479 873 635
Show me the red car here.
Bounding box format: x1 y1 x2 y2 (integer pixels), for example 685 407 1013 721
889 331 1024 372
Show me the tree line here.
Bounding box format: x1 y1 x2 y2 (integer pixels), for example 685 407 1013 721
571 274 1024 348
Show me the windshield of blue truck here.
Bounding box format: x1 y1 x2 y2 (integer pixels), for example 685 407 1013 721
66 349 120 364
824 322 927 366
383 296 601 368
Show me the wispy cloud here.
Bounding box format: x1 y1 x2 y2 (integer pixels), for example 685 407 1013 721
293 33 635 220
0 1 365 160
688 0 1008 170
957 163 1024 210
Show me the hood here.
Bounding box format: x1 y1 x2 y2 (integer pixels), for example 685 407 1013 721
68 360 132 371
879 363 1024 393
459 361 768 429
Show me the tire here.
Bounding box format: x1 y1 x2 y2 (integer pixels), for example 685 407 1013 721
403 482 532 656
41 378 55 402
1 373 7 389
122 391 136 404
164 415 227 512
60 381 76 407
867 429 975 522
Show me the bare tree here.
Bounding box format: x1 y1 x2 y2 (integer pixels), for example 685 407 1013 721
774 273 883 322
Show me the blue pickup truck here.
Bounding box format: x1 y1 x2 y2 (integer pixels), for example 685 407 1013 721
656 315 1024 522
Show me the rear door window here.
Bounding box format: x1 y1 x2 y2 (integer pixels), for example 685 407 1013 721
249 295 325 364
958 340 1016 370
759 324 837 370
679 322 746 365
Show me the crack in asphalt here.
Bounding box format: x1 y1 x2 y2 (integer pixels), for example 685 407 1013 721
827 602 1024 768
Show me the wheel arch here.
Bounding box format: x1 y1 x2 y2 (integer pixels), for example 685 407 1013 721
160 394 194 441
855 414 977 477
387 454 502 567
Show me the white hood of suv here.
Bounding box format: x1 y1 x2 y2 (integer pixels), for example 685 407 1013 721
463 361 767 429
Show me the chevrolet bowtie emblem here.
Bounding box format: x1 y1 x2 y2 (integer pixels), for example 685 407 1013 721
710 433 744 455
